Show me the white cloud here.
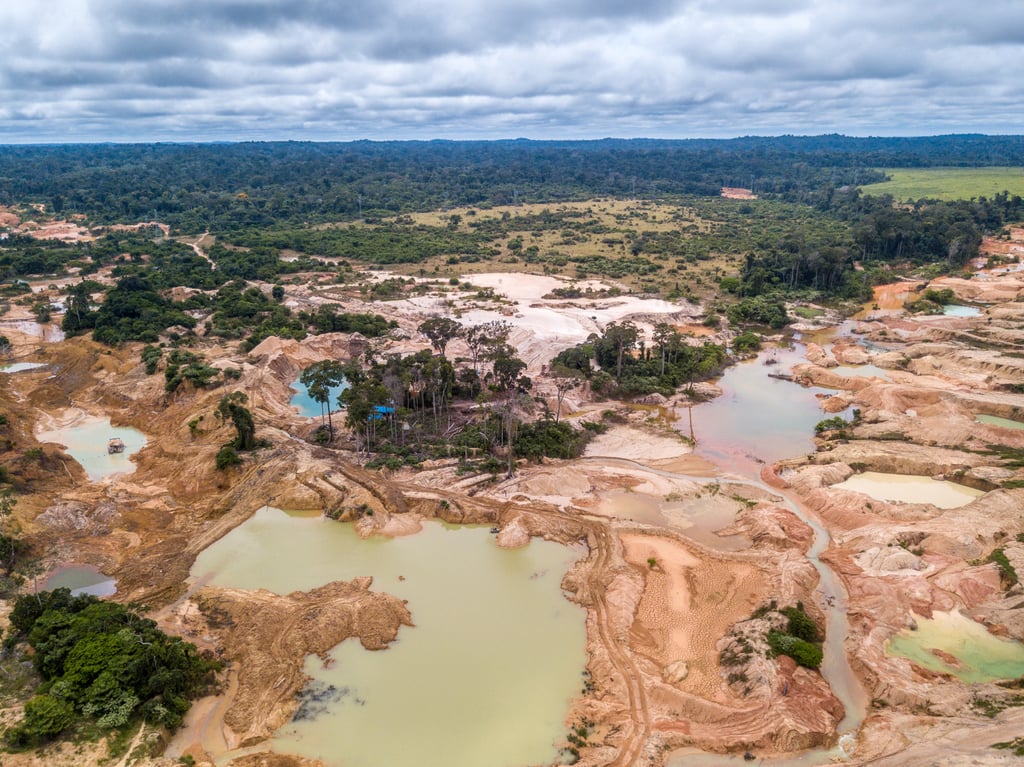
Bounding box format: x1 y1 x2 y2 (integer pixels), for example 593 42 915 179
0 0 1020 141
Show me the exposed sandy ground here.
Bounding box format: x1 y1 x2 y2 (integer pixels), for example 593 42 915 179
3 254 1024 767
720 187 757 200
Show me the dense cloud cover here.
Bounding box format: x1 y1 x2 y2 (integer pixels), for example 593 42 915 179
1 0 1022 141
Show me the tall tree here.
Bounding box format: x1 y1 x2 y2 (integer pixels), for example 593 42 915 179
299 360 346 439
652 322 680 377
603 321 639 382
487 343 531 477
465 320 510 374
418 317 463 357
215 392 256 451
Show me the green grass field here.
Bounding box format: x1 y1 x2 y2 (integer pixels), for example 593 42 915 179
861 167 1024 201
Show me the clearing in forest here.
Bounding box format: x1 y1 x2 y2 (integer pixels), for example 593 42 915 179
862 167 1024 201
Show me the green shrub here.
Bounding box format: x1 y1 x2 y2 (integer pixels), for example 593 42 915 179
988 548 1019 587
732 331 761 354
782 605 821 643
815 416 850 435
141 345 163 375
215 446 241 470
6 694 75 746
767 631 823 669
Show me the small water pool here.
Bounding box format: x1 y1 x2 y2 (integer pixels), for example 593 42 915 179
886 610 1024 683
976 414 1024 431
596 489 750 552
0 362 47 373
191 507 586 767
290 376 349 419
36 416 146 481
43 565 116 597
942 304 982 317
833 471 984 509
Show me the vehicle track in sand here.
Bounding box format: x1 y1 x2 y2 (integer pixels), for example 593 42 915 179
585 518 653 766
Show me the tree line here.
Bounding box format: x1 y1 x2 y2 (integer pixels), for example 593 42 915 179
3 136 1023 231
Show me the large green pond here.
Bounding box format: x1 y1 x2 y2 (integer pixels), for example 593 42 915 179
190 508 587 767
887 610 1024 683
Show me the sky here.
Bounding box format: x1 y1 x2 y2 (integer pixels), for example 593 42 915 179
1 0 1022 143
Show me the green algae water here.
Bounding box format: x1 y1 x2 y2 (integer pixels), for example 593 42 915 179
43 565 116 597
36 416 146 481
191 508 587 767
886 610 1024 683
976 414 1024 431
833 471 984 509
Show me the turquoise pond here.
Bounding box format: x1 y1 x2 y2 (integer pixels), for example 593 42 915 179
290 376 349 419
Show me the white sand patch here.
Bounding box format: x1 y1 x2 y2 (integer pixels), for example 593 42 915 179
584 425 692 462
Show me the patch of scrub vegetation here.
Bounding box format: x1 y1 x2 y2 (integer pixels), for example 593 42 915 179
906 287 956 314
987 548 1019 588
719 601 825 697
552 321 727 398
992 736 1024 756
971 692 1024 719
815 416 854 439
2 588 217 748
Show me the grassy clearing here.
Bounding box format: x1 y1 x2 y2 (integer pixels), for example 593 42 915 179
380 199 741 298
862 167 1024 201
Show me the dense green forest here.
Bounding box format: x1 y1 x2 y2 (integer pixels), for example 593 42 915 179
2 136 1024 231
4 589 216 746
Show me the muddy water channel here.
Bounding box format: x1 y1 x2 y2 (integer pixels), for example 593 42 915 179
661 341 869 763
191 508 587 767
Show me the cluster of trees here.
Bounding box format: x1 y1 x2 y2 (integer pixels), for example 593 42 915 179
552 321 728 397
729 190 1024 300
4 589 216 746
296 318 595 473
60 271 396 351
765 603 824 670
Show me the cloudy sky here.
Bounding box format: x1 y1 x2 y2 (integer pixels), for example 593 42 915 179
1 0 1022 143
